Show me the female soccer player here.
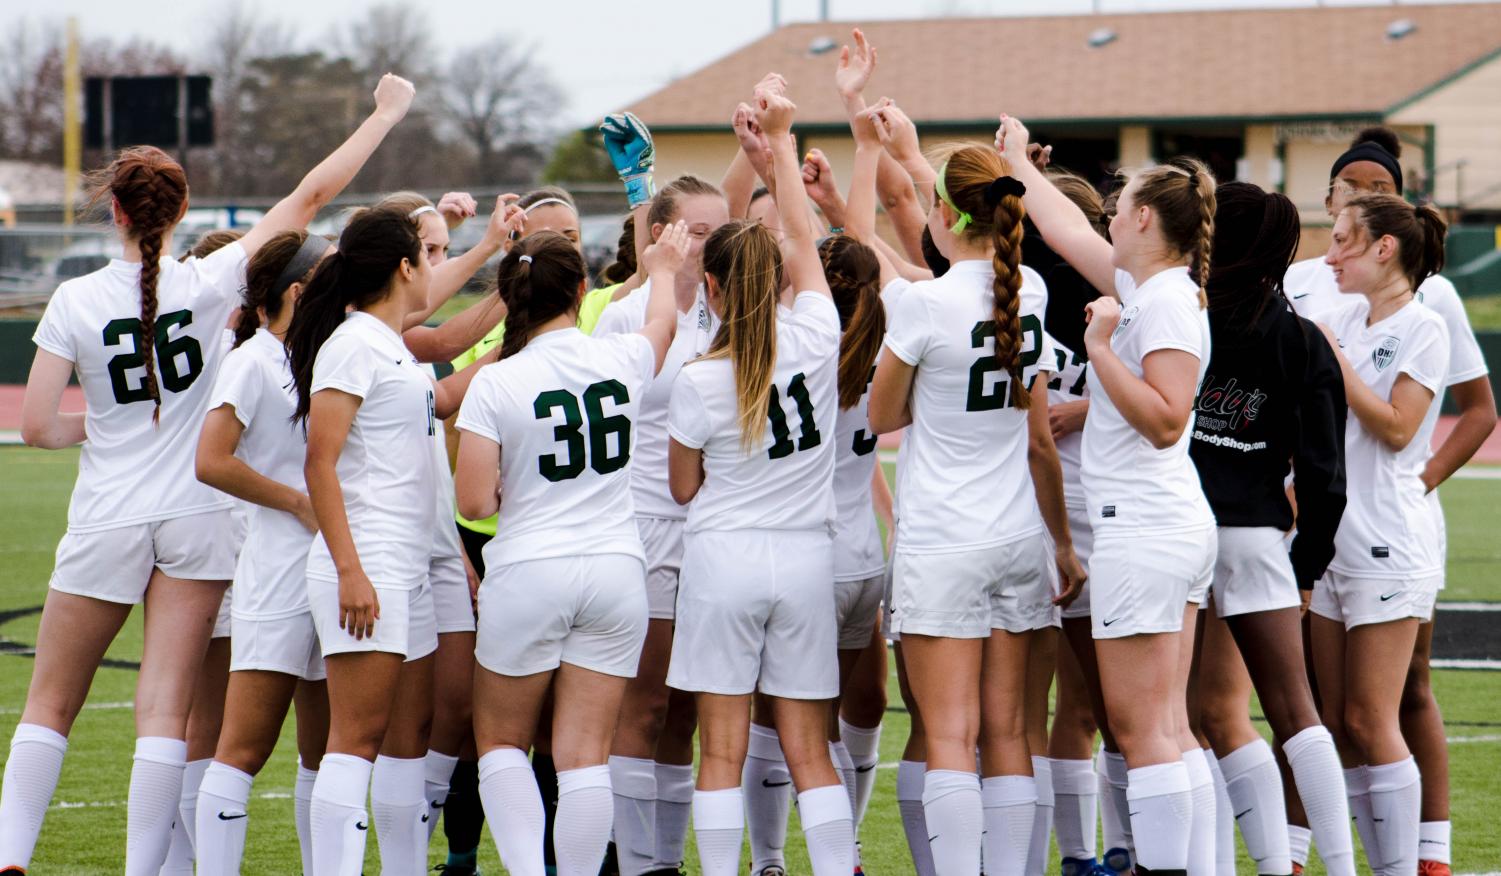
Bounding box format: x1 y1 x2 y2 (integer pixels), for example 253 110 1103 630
867 137 1083 876
191 229 335 875
664 89 855 876
451 222 689 876
3 74 414 876
1188 181 1356 876
1000 113 1218 875
1312 193 1452 876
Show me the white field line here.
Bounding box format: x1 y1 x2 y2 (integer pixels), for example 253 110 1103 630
1435 602 1501 612
51 790 290 811
1432 658 1501 670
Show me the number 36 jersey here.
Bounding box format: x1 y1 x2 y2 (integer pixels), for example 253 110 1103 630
882 260 1052 554
668 292 842 534
456 328 658 569
32 245 248 533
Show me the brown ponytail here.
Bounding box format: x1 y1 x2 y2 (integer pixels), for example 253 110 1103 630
700 219 784 451
819 235 885 409
88 146 188 422
1130 157 1217 309
495 232 588 361
1344 193 1448 292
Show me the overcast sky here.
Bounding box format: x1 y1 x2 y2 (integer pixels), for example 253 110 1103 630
35 0 1483 126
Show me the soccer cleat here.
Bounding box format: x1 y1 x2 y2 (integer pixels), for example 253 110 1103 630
433 864 480 876
1102 847 1134 875
755 868 788 876
1418 861 1451 876
1061 857 1101 876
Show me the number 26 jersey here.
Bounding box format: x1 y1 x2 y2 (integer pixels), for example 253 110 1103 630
456 329 658 569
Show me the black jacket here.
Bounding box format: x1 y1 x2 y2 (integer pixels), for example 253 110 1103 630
1189 299 1348 588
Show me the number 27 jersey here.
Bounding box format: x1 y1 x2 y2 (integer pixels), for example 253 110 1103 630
456 328 657 569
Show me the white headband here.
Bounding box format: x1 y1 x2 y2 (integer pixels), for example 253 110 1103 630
522 197 576 215
408 205 438 219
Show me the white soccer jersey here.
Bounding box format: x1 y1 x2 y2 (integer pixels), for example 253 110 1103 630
668 292 842 533
832 361 884 582
304 312 437 589
31 245 248 532
456 328 657 568
594 280 719 520
209 328 314 617
1286 258 1488 386
1323 299 1450 579
1044 334 1090 506
1080 267 1214 535
423 364 464 562
881 260 1053 553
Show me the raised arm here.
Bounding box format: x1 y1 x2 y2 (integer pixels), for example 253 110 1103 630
801 149 848 233
997 114 1117 297
240 75 414 258
637 220 691 371
844 108 884 242
405 195 524 328
756 90 828 297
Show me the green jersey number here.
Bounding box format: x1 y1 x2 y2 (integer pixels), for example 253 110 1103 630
964 314 1043 411
103 309 204 405
852 365 878 455
534 379 632 482
1047 347 1089 398
767 372 822 460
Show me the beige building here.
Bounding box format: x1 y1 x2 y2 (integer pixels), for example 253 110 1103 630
625 3 1501 258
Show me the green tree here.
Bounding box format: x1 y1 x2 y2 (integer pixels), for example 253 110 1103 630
542 129 616 187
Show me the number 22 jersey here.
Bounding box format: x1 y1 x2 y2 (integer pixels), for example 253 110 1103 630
31 244 248 532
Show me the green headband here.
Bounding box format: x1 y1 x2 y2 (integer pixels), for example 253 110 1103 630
936 161 972 235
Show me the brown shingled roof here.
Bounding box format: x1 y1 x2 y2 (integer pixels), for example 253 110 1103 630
625 3 1501 129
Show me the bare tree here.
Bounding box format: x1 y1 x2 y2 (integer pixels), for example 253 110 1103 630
198 1 297 194
0 18 66 161
442 36 564 182
334 3 436 86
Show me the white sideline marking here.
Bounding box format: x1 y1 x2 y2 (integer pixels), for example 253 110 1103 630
1432 659 1501 670
1435 602 1501 612
52 788 292 811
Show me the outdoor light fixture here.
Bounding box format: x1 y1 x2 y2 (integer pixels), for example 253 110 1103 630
808 36 838 55
1087 27 1118 48
1386 18 1418 41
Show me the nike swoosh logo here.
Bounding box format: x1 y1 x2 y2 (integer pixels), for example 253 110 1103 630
855 764 877 773
1128 811 1141 817
355 820 368 831
217 811 248 821
1234 809 1252 819
431 801 445 809
1292 292 1310 299
421 813 430 823
1103 617 1121 626
761 778 792 788
928 835 940 843
1380 591 1402 601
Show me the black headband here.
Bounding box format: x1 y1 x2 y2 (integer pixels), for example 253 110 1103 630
983 176 1026 207
1330 142 1403 194
271 235 333 301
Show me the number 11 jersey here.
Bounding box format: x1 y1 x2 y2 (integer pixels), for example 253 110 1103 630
456 328 658 569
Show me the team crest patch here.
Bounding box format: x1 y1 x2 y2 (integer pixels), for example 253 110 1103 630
1112 305 1140 339
1372 336 1400 371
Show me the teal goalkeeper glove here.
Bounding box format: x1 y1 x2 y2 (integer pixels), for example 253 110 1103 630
600 112 656 208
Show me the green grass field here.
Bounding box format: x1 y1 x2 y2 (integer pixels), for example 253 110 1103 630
1 447 1498 874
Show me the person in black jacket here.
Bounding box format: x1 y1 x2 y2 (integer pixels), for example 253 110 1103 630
1188 182 1357 876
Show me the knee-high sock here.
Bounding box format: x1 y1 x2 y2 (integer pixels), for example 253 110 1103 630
1419 821 1451 866
1127 761 1193 872
125 736 188 876
1287 825 1312 870
371 755 427 876
443 759 486 858
1203 750 1236 876
1367 757 1421 876
295 761 318 876
310 753 374 876
1028 756 1056 876
831 740 858 822
1053 757 1098 862
924 769 983 876
424 750 459 841
159 813 194 875
838 718 882 828
982 774 1038 876
897 760 938 876
743 725 791 872
609 756 657 876
1183 748 1218 876
194 761 253 876
478 747 546 876
1282 726 1355 876
653 762 694 870
1345 766 1381 872
693 787 745 876
1101 749 1135 870
799 783 855 876
555 765 614 876
160 756 208 875
1219 739 1292 875
0 723 68 870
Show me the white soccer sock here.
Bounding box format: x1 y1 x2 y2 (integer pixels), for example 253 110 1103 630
424 749 459 841
1052 757 1099 862
194 761 253 876
125 736 188 876
1367 757 1421 876
982 774 1038 876
1219 739 1292 875
159 816 193 875
1103 749 1136 867
831 739 858 820
742 725 791 872
180 757 209 852
478 748 546 876
692 787 745 876
653 762 694 870
1028 756 1056 876
0 723 68 870
1419 821 1451 865
371 755 426 876
556 765 614 876
1287 824 1312 869
838 718 882 827
1183 748 1218 876
1345 766 1381 872
1127 760 1193 872
799 783 856 876
1283 726 1355 876
609 756 657 876
924 769 983 876
310 753 373 876
1203 750 1236 876
295 761 318 876
897 760 938 876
